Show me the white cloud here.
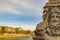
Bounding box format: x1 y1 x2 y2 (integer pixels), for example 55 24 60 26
0 0 22 14
0 0 48 15
0 6 20 14
11 0 40 9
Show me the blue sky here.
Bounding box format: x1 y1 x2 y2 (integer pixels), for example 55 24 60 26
0 0 48 30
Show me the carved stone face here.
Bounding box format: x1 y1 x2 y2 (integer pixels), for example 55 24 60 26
50 13 60 26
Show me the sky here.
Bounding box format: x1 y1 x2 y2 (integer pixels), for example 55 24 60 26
0 0 48 30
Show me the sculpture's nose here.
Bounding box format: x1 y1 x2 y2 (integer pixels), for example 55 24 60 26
54 16 56 20
53 16 57 23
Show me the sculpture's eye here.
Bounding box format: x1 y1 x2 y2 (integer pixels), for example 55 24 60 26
56 16 60 18
52 16 54 18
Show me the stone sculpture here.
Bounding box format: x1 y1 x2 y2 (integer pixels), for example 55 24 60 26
33 0 60 40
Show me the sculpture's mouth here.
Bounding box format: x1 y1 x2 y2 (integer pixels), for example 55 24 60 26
53 21 59 23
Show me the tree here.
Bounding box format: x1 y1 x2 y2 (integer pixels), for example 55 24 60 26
1 27 5 35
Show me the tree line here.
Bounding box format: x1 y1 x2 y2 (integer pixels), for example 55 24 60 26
0 26 34 35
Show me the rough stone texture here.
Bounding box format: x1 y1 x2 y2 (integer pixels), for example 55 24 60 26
33 0 60 40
